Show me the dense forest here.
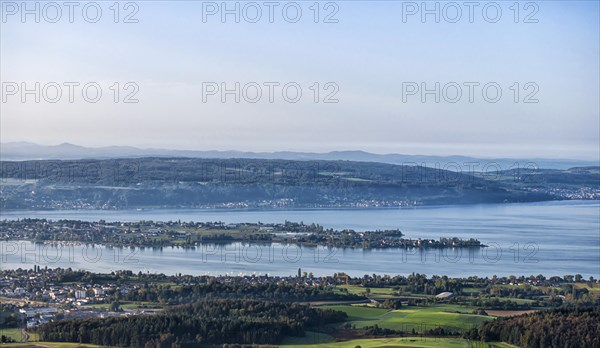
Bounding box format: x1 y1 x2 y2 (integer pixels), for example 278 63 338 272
464 306 600 348
118 280 365 304
3 158 592 209
38 299 347 347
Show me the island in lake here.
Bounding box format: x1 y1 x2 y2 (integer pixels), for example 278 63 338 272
0 219 485 249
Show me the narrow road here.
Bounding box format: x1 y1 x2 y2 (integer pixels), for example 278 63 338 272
20 328 29 342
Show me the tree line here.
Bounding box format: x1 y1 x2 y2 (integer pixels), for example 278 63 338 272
119 280 365 304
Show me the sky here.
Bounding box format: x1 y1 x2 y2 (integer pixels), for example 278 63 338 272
1 1 599 160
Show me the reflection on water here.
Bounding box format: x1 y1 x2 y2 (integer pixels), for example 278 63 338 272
1 200 598 277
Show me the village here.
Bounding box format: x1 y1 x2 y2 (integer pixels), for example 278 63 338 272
1 269 153 330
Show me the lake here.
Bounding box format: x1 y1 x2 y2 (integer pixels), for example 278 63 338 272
1 200 599 278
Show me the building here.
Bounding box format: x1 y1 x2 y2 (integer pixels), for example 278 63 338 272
435 292 454 300
75 289 87 299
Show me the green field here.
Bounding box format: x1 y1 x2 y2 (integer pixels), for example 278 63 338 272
497 297 536 305
326 305 390 319
283 337 481 347
321 304 492 333
339 285 399 299
0 328 40 343
281 331 335 345
81 301 159 310
462 287 483 295
336 285 434 301
0 328 23 342
574 282 600 293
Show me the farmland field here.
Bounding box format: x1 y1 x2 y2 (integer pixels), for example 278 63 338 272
320 304 492 333
336 285 433 300
484 309 538 317
0 328 40 343
282 337 478 347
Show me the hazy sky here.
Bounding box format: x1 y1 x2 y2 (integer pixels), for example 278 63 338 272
1 1 599 159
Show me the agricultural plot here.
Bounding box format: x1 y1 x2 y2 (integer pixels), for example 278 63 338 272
337 285 434 301
321 304 492 333
283 337 477 347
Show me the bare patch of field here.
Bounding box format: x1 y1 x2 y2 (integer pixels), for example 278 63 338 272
485 309 539 317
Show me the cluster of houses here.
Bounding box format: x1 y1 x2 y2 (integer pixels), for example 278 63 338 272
0 267 343 330
1 280 131 306
20 307 58 328
0 270 142 328
19 305 130 329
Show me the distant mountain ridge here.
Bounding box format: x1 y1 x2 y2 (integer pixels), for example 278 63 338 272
1 142 597 170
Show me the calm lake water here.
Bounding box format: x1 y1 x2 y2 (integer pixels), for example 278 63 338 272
1 200 599 278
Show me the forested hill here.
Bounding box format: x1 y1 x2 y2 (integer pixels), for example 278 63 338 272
0 158 597 209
